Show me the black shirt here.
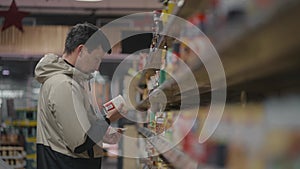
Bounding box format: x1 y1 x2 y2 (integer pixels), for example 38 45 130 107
37 144 102 169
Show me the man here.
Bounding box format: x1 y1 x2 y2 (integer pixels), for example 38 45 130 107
35 23 124 169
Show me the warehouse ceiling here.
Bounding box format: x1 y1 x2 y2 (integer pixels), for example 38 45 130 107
0 0 162 16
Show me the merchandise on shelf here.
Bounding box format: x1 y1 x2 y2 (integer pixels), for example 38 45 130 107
2 108 37 169
0 146 26 169
129 0 300 168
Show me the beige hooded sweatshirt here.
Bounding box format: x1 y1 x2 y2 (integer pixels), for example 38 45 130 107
35 53 108 158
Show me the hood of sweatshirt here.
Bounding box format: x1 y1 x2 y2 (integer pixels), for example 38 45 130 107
35 53 92 84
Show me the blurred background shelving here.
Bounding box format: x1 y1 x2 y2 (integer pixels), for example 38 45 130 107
2 108 37 169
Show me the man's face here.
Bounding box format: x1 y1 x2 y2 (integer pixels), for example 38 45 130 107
76 45 104 74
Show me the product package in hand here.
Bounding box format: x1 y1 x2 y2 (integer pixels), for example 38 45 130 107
103 95 128 116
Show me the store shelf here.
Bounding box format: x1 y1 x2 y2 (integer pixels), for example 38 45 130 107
136 0 300 111
25 137 36 143
0 146 26 169
6 120 37 127
138 127 199 169
132 1 300 168
138 127 223 169
0 155 25 160
0 146 23 150
135 0 214 110
137 0 210 86
26 154 36 160
0 134 21 147
159 0 210 47
214 4 300 86
5 162 26 169
2 108 38 169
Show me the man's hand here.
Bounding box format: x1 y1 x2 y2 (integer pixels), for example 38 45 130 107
103 126 125 144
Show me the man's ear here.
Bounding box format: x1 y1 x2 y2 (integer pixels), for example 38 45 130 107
76 45 84 57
